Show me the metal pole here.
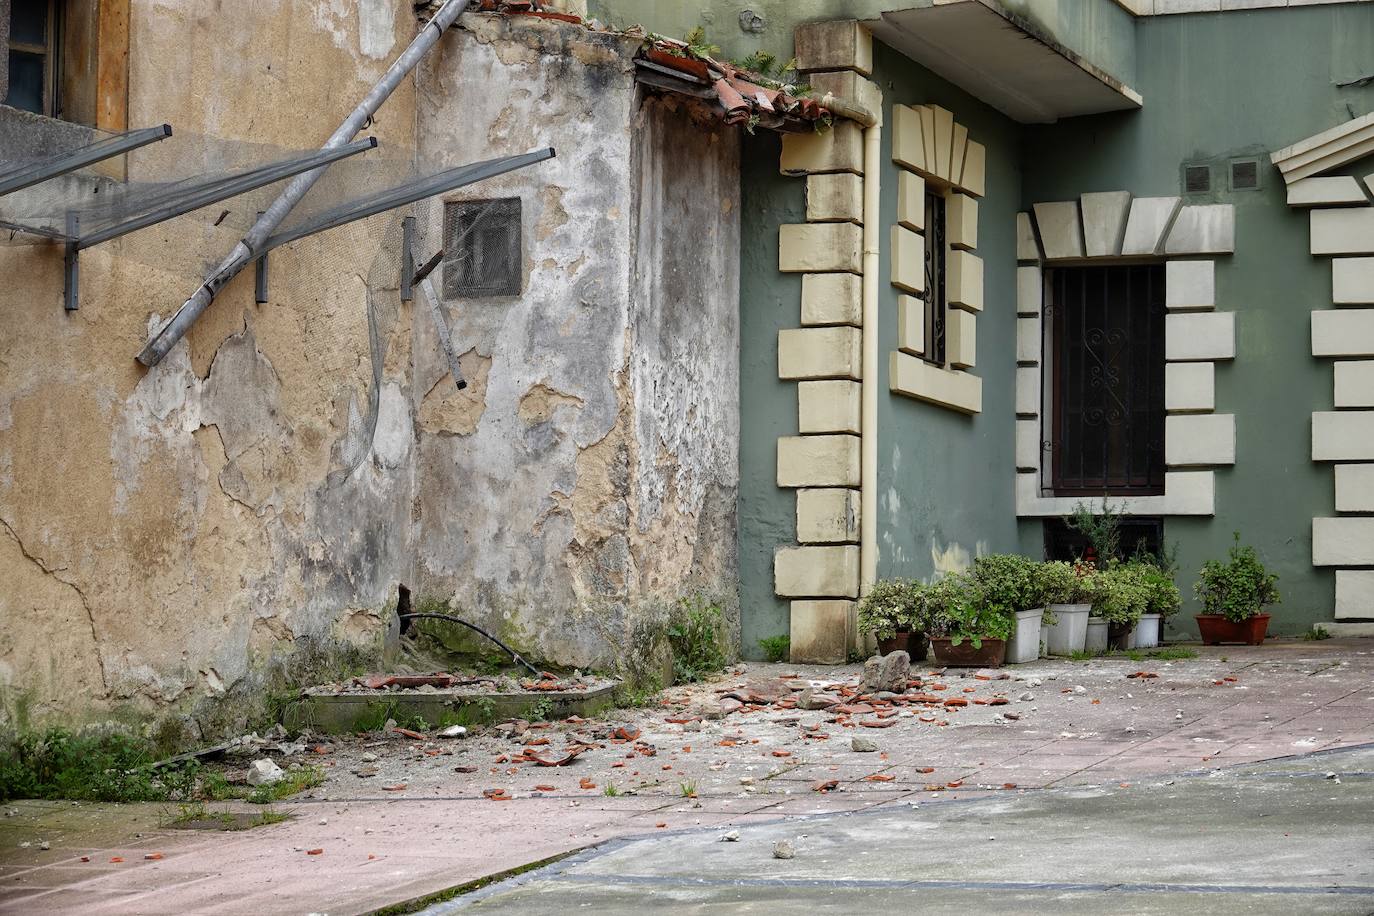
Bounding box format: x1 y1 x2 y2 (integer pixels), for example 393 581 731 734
137 0 468 367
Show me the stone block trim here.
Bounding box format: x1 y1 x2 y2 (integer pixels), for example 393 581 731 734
794 20 872 76
947 194 978 251
1271 111 1374 186
796 488 861 543
947 308 976 370
897 171 924 232
1333 258 1374 305
775 545 861 598
777 435 861 488
798 380 862 434
1335 571 1374 620
1335 361 1374 408
779 223 863 273
1310 208 1374 256
789 600 854 664
1165 362 1216 413
1287 176 1368 208
1033 201 1085 260
1311 309 1374 357
889 351 982 415
1016 266 1042 316
1017 192 1236 520
1312 517 1374 567
947 251 983 312
806 173 864 224
1312 411 1374 462
1166 312 1236 362
1165 414 1236 467
778 326 862 380
889 104 983 197
1335 464 1374 513
801 273 862 327
891 225 925 294
780 120 864 176
775 57 880 652
1080 191 1131 258
1121 196 1182 256
1165 205 1235 255
1166 260 1216 310
897 295 924 356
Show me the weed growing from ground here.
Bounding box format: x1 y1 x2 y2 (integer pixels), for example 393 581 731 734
1303 625 1332 641
667 595 727 683
758 635 790 663
602 783 620 797
0 728 200 803
247 766 325 804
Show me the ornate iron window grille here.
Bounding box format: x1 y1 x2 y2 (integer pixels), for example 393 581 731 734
923 190 947 367
1047 264 1165 496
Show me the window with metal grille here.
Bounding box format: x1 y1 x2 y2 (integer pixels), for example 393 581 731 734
442 197 522 298
1047 264 1166 496
922 190 947 366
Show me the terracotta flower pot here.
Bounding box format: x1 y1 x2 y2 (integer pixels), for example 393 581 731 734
930 637 1006 668
1196 614 1270 646
876 631 930 661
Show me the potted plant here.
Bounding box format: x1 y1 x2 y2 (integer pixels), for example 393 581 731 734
925 573 1013 667
1093 563 1148 650
969 554 1042 664
856 578 929 660
1194 535 1280 645
1037 560 1093 656
1129 560 1181 649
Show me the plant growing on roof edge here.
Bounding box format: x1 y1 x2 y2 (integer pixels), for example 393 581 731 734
1194 533 1280 623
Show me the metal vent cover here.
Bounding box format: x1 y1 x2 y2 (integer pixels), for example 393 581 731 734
1230 159 1260 191
1183 164 1211 194
443 197 522 298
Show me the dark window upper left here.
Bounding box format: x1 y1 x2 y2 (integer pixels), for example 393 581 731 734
5 1 60 117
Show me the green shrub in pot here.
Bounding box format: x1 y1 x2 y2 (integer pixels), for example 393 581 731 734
1130 560 1182 620
925 573 1013 649
1194 535 1280 623
968 554 1041 616
856 578 926 642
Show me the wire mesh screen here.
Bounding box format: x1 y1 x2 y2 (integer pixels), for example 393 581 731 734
441 197 521 298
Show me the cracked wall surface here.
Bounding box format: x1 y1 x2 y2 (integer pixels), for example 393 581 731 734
0 9 742 728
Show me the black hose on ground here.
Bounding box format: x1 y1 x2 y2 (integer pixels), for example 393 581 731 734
396 611 542 679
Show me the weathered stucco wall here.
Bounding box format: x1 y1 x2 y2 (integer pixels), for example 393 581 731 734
0 0 422 733
413 15 740 677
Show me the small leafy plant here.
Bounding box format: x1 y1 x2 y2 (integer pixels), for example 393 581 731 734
758 635 790 663
1303 624 1332 641
924 574 1013 649
1194 534 1280 622
1068 499 1123 568
1128 560 1182 620
1036 560 1090 606
969 554 1041 615
1087 563 1149 627
667 596 728 683
856 578 923 640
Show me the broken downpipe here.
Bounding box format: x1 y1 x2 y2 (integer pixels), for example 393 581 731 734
393 589 542 678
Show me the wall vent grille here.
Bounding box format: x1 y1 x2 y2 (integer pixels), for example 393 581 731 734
1230 159 1260 191
1184 164 1212 194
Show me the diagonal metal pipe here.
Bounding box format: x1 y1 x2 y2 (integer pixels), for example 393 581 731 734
136 0 468 367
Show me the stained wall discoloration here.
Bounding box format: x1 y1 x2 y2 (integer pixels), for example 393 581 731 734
412 15 740 673
1 10 741 727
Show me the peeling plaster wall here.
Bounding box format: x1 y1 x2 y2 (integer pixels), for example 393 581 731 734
0 8 743 729
412 16 740 673
0 0 422 727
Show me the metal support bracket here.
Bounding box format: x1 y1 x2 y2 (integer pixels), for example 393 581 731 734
401 216 416 302
254 212 269 304
63 213 79 312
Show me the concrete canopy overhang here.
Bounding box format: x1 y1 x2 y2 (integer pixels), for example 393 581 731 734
865 0 1142 124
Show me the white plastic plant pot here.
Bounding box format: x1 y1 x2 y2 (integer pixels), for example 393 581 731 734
1044 603 1091 655
1134 614 1161 649
1085 617 1109 654
1007 608 1043 664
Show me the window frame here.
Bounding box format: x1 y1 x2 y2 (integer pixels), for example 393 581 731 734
5 0 62 118
1045 261 1167 498
441 197 524 300
921 186 948 368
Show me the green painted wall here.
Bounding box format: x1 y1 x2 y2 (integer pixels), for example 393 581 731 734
737 130 803 658
737 42 1025 658
586 0 1135 89
1018 5 1374 637
872 41 1024 583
